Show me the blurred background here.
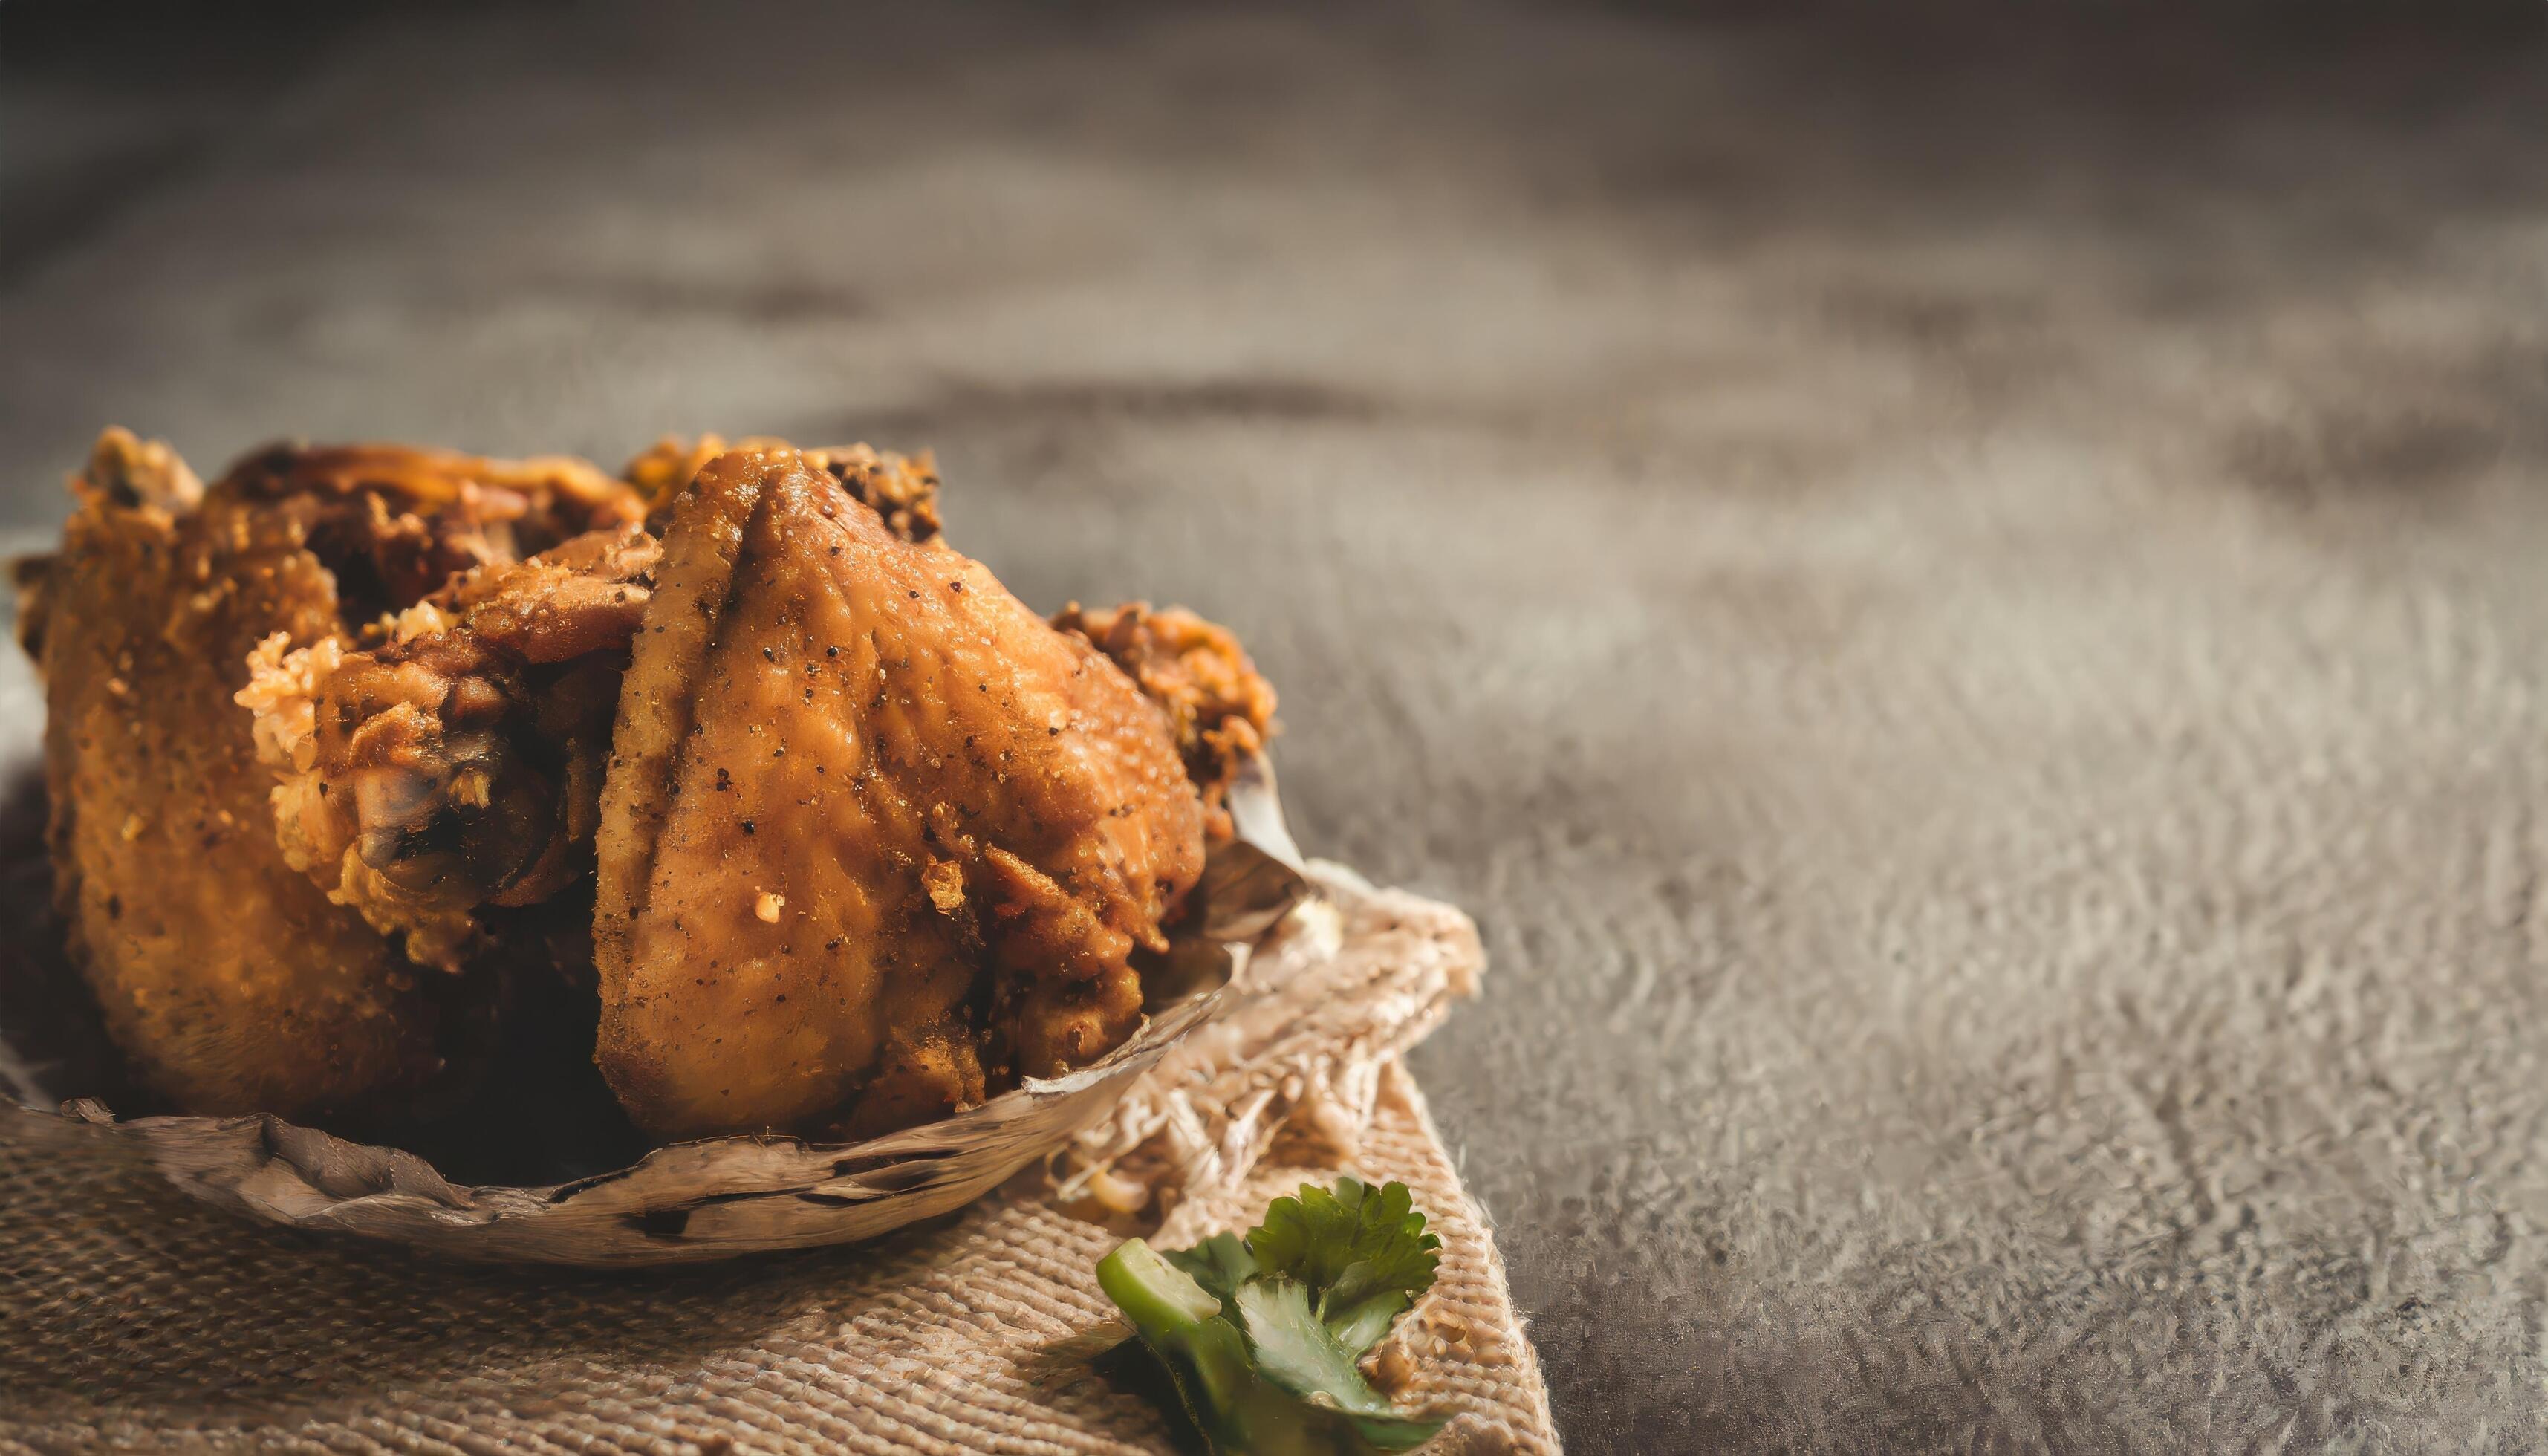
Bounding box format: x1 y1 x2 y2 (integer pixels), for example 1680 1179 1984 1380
10 2 2548 1449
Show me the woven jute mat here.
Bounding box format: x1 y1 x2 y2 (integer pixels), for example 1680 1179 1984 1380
0 875 1556 1455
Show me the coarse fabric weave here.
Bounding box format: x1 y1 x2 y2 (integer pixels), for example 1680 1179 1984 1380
0 884 1554 1455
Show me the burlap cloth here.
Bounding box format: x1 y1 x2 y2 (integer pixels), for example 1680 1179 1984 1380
0 874 1556 1455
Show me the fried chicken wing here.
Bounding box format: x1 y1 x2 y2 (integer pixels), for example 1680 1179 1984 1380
21 429 649 1119
592 449 1208 1140
236 439 942 975
57 426 1265 1143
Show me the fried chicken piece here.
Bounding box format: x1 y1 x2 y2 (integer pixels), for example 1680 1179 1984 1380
593 449 1207 1140
21 429 650 1119
235 438 941 974
215 433 1256 1141
1050 602 1277 842
240 524 661 970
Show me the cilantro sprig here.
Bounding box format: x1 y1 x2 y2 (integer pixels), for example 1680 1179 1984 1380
1096 1177 1447 1454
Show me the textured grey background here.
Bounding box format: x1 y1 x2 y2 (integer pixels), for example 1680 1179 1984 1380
8 3 2548 1449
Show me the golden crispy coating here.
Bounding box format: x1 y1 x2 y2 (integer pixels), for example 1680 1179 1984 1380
593 449 1206 1140
1050 602 1278 842
22 431 649 1119
13 428 201 668
31 437 432 1115
240 524 660 970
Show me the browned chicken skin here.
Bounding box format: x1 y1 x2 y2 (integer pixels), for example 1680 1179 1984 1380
623 435 945 544
20 429 645 1118
594 449 1209 1140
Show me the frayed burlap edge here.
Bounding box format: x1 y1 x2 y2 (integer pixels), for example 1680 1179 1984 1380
0 874 1556 1454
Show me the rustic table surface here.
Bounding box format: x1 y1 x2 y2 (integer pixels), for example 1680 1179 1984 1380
7 4 2548 1449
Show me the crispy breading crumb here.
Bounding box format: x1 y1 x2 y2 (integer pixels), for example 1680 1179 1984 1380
237 631 345 773
386 599 452 644
923 858 967 914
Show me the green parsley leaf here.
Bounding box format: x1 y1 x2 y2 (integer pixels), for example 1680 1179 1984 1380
1232 1278 1403 1417
1094 1179 1448 1455
1246 1177 1441 1354
1163 1229 1261 1310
